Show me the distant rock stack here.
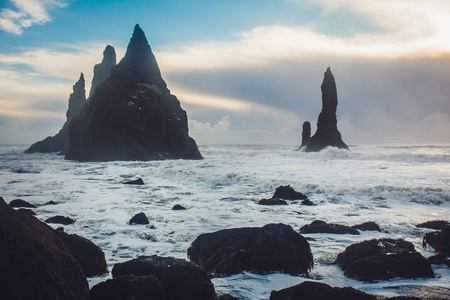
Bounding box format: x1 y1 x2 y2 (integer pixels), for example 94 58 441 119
25 73 87 154
305 67 348 152
89 45 116 98
66 24 202 161
299 121 311 149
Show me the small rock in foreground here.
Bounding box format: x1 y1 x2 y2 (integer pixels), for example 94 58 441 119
129 212 149 225
352 221 381 232
9 199 37 208
423 225 450 257
124 178 144 185
172 204 186 210
417 220 450 231
270 281 376 300
273 185 307 200
300 220 359 235
258 198 288 205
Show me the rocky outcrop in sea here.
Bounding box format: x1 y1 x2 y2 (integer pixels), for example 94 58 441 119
66 25 202 161
302 67 348 152
89 45 116 98
25 73 87 154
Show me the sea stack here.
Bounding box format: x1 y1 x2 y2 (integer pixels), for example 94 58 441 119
89 45 116 98
66 25 202 161
305 67 348 152
299 121 311 149
25 73 87 154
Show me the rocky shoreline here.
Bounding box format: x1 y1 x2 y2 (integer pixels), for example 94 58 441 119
1 184 449 299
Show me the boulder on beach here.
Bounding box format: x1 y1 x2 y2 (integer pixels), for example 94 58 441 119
188 223 313 277
335 238 434 282
417 220 450 231
90 274 166 300
46 215 75 225
305 67 348 152
423 225 450 257
172 204 186 210
300 220 359 235
270 281 377 300
9 199 37 208
0 197 89 299
112 255 217 300
273 185 307 200
352 221 381 232
66 24 202 161
54 228 108 277
129 212 149 225
258 198 288 205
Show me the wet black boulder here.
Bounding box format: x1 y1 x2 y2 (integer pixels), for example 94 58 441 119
270 281 377 300
423 225 450 257
129 212 149 225
112 255 217 300
0 197 89 299
90 274 166 300
352 221 381 232
46 215 75 225
9 199 37 208
300 220 359 235
335 238 434 282
188 223 313 277
417 220 450 231
272 185 307 200
54 228 108 277
258 198 288 205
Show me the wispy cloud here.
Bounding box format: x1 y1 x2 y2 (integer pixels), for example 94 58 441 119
0 0 69 34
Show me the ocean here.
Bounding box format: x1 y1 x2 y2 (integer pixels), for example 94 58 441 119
1 144 449 299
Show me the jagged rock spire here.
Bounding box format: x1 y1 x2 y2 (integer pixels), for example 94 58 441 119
89 45 116 98
305 67 348 152
299 121 311 149
66 73 86 119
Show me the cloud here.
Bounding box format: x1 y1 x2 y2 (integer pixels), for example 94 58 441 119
0 0 70 34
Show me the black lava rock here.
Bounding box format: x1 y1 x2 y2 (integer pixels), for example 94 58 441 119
335 238 434 282
17 208 36 216
270 281 376 300
417 220 450 230
9 199 37 208
423 225 450 257
54 228 108 277
305 67 348 152
172 204 186 210
129 212 149 225
301 199 314 206
124 178 144 185
273 185 307 200
112 255 217 300
352 221 381 232
66 25 202 161
0 197 89 299
46 215 76 225
300 220 359 235
299 121 311 149
258 198 288 205
188 223 313 277
90 274 166 300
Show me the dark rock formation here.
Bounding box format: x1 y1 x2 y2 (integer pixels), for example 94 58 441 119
25 73 86 154
89 45 117 98
300 220 359 235
258 198 288 205
301 199 314 206
218 294 239 300
9 199 36 208
335 238 434 282
129 212 149 225
66 24 202 161
270 281 376 300
305 67 348 152
112 255 217 300
124 178 144 185
273 185 307 200
383 285 450 300
417 220 450 230
172 204 186 210
0 197 89 299
188 223 313 277
54 228 108 277
423 225 450 256
46 215 75 225
299 121 311 149
17 208 36 216
90 275 166 300
428 254 450 267
352 221 381 232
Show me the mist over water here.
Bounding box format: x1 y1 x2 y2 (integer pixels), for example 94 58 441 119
1 144 449 299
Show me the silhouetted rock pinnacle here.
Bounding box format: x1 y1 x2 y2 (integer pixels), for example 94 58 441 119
89 45 116 98
305 67 348 152
299 121 311 149
66 24 202 161
25 73 86 154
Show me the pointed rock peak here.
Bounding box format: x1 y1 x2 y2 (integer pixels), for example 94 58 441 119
125 24 151 58
321 66 337 114
102 45 116 63
74 73 85 89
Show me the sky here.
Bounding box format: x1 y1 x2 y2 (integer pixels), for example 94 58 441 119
0 0 449 146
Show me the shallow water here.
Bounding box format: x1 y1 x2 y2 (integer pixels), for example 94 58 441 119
1 144 449 299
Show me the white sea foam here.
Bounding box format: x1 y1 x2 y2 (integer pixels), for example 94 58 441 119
0 144 449 299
